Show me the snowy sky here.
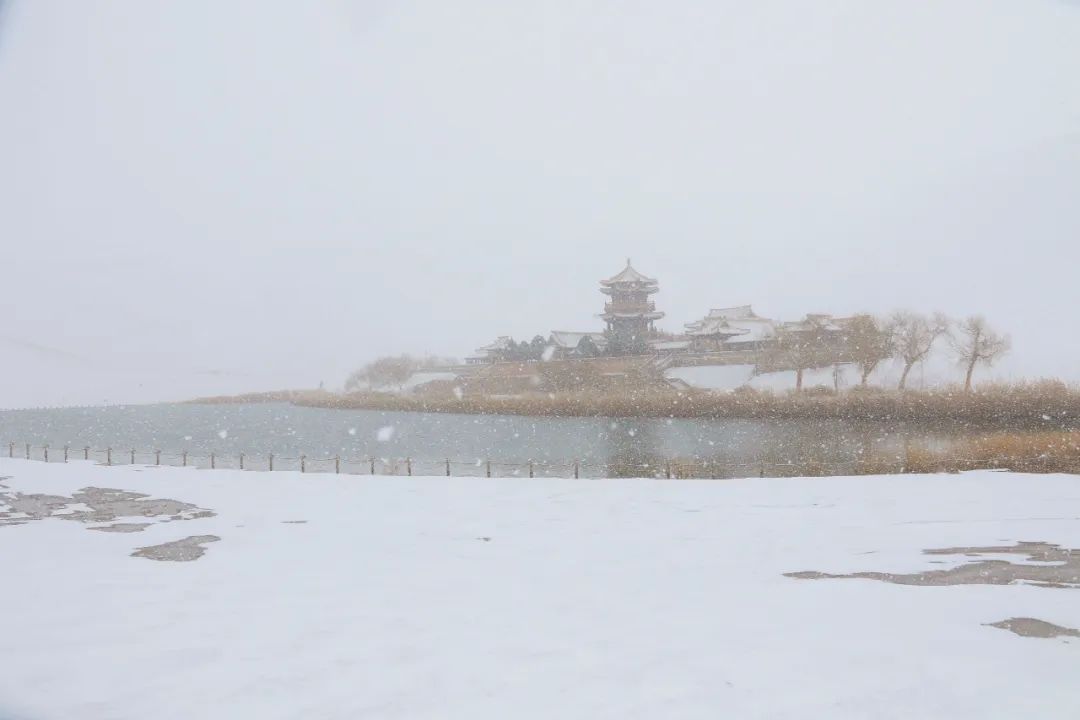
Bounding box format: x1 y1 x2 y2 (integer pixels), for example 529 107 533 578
1 0 1079 404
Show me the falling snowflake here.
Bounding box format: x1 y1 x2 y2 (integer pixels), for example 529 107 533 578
376 426 396 442
348 427 357 436
453 386 464 400
218 429 228 439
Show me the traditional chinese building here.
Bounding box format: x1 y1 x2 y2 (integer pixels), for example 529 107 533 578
598 260 665 355
778 313 857 353
684 305 776 351
466 336 512 364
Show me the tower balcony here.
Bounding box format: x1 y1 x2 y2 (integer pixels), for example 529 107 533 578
600 286 658 296
604 301 655 314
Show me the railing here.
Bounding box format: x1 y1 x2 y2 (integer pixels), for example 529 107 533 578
5 441 1077 480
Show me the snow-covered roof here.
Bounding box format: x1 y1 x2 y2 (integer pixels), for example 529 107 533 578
729 318 776 343
548 331 608 349
685 305 775 343
685 317 751 338
475 336 512 354
600 259 657 286
686 305 765 329
706 305 758 321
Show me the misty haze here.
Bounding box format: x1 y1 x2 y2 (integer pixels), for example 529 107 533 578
2 1 1079 719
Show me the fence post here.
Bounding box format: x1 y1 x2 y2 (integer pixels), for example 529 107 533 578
269 453 274 471
239 452 244 470
529 461 534 478
130 448 135 465
44 445 49 463
210 452 215 470
574 461 579 479
301 455 306 473
370 457 375 475
107 447 112 466
25 443 30 460
335 455 340 474
446 458 450 477
64 445 69 463
182 450 187 467
665 461 671 480
486 460 491 478
406 457 412 476
759 462 765 478
155 450 161 466
8 442 12 458
84 446 89 461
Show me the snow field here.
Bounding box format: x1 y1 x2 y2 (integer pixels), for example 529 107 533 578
1 459 1079 719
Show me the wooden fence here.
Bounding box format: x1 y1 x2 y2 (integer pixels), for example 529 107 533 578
6 440 1079 479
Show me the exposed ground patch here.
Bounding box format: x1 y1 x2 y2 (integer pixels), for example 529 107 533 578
88 522 153 533
785 542 1079 589
131 535 221 562
0 485 214 528
986 618 1080 639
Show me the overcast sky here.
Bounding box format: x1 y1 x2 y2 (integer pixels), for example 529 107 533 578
1 0 1079 405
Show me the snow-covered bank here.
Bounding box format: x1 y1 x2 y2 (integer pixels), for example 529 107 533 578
665 356 983 393
1 459 1079 719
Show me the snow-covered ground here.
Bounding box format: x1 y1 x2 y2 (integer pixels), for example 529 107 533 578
401 371 459 393
666 356 983 393
2 458 1079 719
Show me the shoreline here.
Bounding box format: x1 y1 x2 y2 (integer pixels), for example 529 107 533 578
186 383 1080 432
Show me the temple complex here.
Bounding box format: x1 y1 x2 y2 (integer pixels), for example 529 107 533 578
463 259 855 366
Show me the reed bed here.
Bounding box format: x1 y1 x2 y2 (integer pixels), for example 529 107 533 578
267 380 1080 432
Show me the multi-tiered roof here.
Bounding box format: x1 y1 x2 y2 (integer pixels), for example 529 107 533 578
597 260 664 355
598 260 664 323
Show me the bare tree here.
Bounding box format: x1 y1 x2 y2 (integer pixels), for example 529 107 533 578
889 311 949 390
951 316 1010 391
343 369 366 392
758 323 830 392
345 354 456 392
845 314 893 387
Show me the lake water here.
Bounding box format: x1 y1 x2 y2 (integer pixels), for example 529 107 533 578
0 402 950 478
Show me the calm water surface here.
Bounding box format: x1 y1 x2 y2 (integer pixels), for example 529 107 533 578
0 403 949 477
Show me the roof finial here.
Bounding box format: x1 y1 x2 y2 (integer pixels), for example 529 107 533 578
626 257 632 267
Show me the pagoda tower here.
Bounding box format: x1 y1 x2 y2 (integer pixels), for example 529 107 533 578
598 259 664 355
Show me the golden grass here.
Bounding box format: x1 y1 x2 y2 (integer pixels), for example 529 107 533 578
188 380 1080 475
273 379 1080 432
186 389 335 405
652 432 1080 478
904 431 1080 474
